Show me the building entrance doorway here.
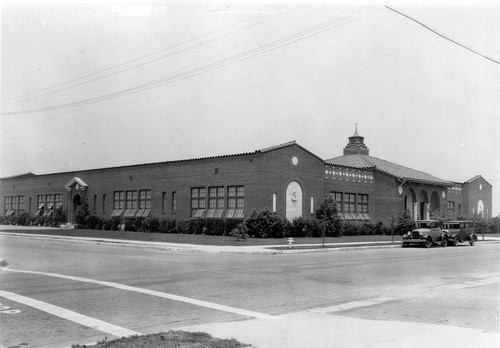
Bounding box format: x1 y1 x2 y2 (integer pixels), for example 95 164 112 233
72 194 82 223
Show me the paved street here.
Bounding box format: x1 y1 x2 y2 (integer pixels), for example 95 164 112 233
0 234 499 348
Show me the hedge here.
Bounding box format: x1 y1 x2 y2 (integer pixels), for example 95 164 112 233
1 208 499 238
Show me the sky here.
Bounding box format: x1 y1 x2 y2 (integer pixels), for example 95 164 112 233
1 1 500 215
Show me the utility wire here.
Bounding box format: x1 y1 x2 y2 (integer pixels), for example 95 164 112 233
2 7 288 105
2 8 373 116
385 6 499 65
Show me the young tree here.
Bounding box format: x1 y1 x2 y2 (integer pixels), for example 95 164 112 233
315 195 341 243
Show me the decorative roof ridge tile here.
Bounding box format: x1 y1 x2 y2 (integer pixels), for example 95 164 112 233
258 140 297 153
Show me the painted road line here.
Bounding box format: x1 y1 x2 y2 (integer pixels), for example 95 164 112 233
1 267 277 320
309 297 393 314
444 276 500 290
0 289 140 337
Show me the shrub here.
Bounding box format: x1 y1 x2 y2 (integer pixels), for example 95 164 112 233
74 204 90 228
244 209 285 238
230 222 249 241
287 217 307 238
15 212 31 226
53 207 67 226
393 210 414 235
149 218 160 232
85 214 101 230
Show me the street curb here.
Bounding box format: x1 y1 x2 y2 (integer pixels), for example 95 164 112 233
1 231 499 255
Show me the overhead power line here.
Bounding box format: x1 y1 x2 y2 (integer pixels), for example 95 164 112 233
2 7 375 116
2 7 289 106
385 6 499 65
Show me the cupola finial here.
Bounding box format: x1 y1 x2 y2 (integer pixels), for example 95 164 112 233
343 124 369 155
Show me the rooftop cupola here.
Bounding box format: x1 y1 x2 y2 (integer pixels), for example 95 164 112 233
343 124 369 155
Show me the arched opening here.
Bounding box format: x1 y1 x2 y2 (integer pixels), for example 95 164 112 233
72 194 82 223
417 190 429 220
477 200 484 218
285 181 303 220
405 188 417 220
430 191 441 213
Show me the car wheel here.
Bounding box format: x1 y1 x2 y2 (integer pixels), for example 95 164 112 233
442 236 448 247
470 235 476 246
454 236 460 246
425 238 433 248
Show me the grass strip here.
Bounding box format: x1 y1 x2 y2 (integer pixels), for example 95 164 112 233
72 330 251 348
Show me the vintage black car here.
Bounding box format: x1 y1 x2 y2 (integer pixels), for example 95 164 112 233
402 220 449 248
442 221 476 246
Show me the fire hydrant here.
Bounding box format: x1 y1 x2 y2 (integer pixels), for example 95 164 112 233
287 238 294 249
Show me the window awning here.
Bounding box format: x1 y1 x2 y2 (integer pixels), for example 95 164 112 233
214 209 224 218
111 209 124 217
234 209 244 219
206 209 216 218
193 209 205 218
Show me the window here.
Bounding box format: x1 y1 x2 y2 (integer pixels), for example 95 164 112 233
54 194 62 209
19 196 25 212
4 195 26 216
102 194 106 213
36 195 45 216
4 196 11 216
447 201 454 216
44 194 54 216
344 193 356 213
207 187 224 218
126 190 138 209
191 187 206 218
358 194 368 213
272 193 277 213
12 196 18 213
310 196 314 214
226 185 244 218
93 195 97 213
138 190 151 217
139 190 151 209
331 192 343 212
124 190 138 217
162 192 167 213
172 192 177 212
112 191 125 217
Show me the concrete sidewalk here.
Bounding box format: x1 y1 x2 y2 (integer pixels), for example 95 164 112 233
179 310 499 348
1 226 499 255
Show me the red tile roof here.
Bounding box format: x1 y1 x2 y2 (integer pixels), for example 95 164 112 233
326 154 452 185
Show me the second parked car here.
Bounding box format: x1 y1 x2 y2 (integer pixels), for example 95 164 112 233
442 221 476 246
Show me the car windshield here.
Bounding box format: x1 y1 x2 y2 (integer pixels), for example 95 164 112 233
444 223 459 229
416 222 431 228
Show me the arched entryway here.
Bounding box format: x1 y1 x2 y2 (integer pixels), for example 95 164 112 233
404 188 417 220
285 181 303 220
72 194 82 223
417 190 429 220
430 191 441 213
